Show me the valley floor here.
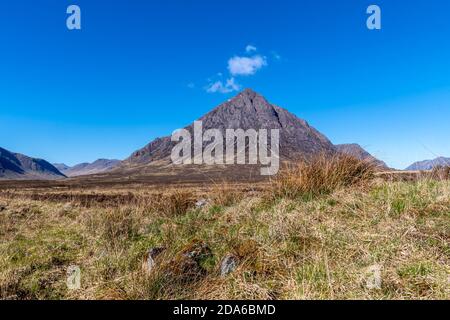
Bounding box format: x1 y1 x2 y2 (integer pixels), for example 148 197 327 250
0 180 449 300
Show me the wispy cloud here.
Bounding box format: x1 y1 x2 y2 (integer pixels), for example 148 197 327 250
228 55 267 76
206 77 241 94
245 45 257 53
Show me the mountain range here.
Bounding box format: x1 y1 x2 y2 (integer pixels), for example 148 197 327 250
0 147 65 180
406 157 450 171
1 89 394 181
53 159 121 177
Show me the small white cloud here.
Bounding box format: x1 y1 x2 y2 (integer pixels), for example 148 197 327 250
206 77 241 94
187 82 195 89
202 46 271 94
245 45 257 53
228 55 267 76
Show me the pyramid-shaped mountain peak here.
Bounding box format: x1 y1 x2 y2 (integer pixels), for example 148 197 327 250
236 88 260 99
216 89 271 113
125 89 336 165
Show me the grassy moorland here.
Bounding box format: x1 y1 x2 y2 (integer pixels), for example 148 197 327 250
0 156 449 300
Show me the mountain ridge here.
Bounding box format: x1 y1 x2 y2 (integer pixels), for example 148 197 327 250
336 143 388 169
1 89 390 181
55 159 121 177
406 157 450 171
0 147 66 180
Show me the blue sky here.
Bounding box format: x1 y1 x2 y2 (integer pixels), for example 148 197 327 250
1 0 450 169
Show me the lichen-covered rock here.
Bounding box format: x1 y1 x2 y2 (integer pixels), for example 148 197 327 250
165 241 213 282
182 241 212 261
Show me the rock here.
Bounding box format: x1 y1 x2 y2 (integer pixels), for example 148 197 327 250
166 241 213 282
142 247 165 274
182 241 212 261
195 199 208 209
220 254 239 277
0 204 6 212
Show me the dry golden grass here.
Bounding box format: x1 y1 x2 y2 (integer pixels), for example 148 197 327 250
209 181 244 207
268 154 375 201
0 162 449 300
152 190 196 217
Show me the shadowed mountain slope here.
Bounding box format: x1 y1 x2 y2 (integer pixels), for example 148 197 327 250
0 147 66 180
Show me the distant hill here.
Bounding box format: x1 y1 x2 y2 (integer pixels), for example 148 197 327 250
335 144 388 169
53 163 70 172
56 159 120 177
0 147 66 180
406 157 450 171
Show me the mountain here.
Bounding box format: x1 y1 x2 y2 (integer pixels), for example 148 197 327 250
406 157 450 171
53 163 70 172
335 144 388 169
64 89 387 184
57 159 121 177
124 89 336 166
0 147 66 180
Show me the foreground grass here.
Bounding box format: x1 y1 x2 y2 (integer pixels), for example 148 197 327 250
0 180 449 300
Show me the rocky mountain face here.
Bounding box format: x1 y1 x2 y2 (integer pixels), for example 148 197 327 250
55 159 120 177
0 147 66 180
406 157 450 171
336 144 388 169
124 89 336 165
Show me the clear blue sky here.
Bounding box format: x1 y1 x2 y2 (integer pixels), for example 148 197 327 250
1 0 450 169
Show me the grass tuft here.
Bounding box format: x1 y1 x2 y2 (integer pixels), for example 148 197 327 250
268 153 375 201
